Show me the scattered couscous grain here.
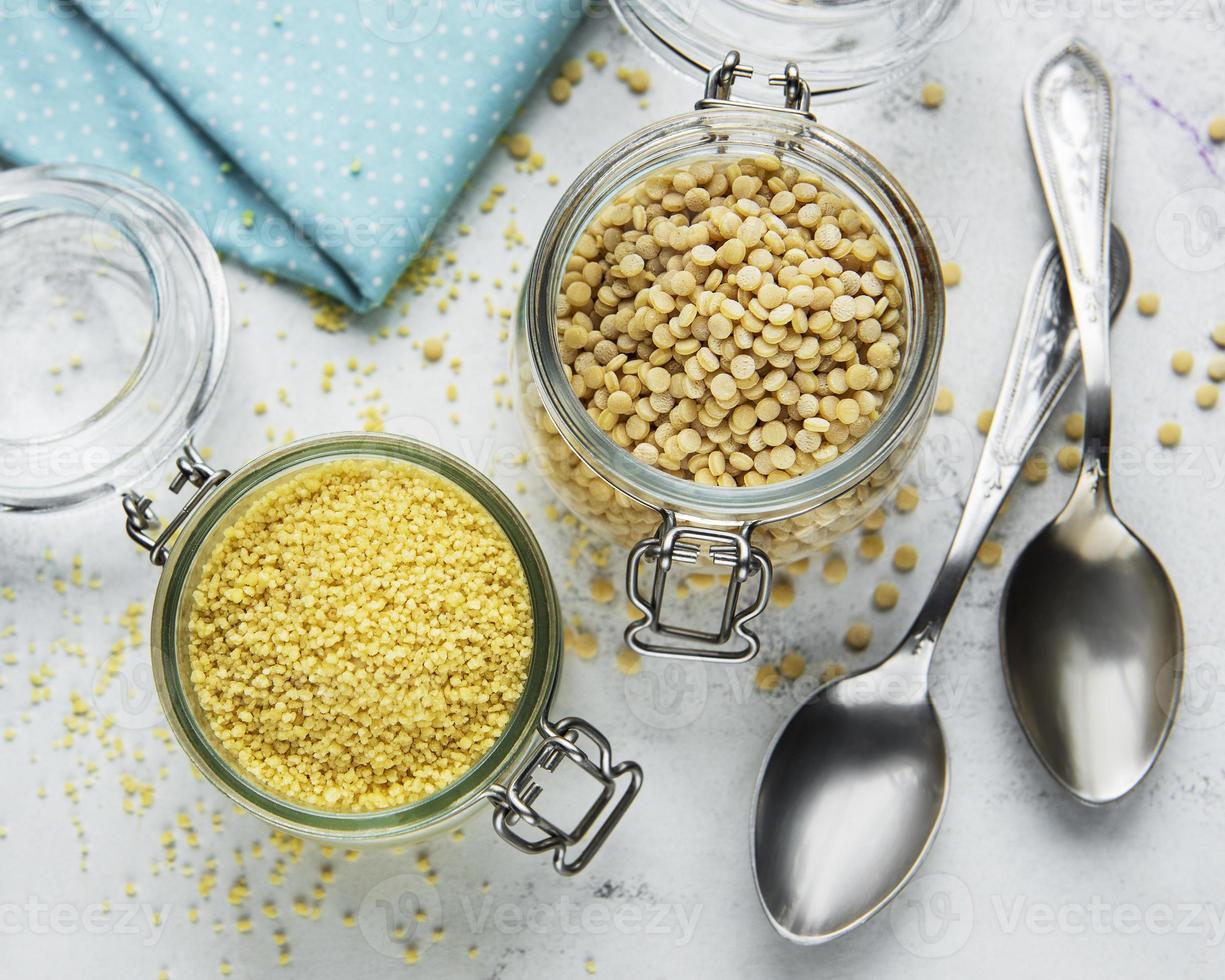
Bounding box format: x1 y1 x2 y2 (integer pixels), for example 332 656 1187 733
1212 324 1225 349
977 540 1003 567
872 581 899 611
780 651 806 680
844 621 872 651
589 578 616 603
940 261 960 286
548 77 572 104
864 507 887 532
1157 421 1182 447
1208 116 1225 143
1136 292 1159 316
1063 412 1084 441
1055 445 1081 472
1171 349 1194 375
423 336 446 362
920 81 945 108
934 387 955 414
895 484 919 512
976 409 993 435
1195 383 1219 409
621 67 651 94
1208 355 1225 382
187 457 532 811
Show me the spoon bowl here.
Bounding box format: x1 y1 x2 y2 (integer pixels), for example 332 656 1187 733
753 647 946 943
1001 480 1183 804
1004 38 1184 804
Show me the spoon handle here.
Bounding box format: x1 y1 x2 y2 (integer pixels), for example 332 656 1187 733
1023 38 1116 475
910 229 1130 642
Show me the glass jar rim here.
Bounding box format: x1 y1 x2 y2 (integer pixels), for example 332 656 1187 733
0 164 229 512
609 0 963 103
149 432 563 841
522 107 944 526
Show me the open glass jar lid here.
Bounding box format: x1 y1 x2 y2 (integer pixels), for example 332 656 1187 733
610 0 962 100
0 164 229 511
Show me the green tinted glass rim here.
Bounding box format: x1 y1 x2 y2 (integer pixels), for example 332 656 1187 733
151 432 561 839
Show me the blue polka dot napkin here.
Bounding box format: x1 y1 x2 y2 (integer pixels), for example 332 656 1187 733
0 1 579 310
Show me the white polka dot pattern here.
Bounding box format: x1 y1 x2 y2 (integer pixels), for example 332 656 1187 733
0 0 579 310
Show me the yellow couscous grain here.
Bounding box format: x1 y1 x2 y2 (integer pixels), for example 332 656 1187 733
187 457 533 811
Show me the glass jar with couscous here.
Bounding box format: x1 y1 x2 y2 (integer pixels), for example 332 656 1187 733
128 433 641 872
0 166 641 873
514 54 945 664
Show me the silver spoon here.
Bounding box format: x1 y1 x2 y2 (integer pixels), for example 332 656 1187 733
752 227 1132 945
1002 39 1184 806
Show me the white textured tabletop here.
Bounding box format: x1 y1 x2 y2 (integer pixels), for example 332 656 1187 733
3 7 1225 979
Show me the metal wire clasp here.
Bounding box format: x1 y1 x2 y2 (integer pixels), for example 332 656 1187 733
695 50 815 119
624 514 773 663
487 717 643 876
122 442 229 566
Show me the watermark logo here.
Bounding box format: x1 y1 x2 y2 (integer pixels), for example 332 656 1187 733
991 895 1225 945
92 654 163 731
1160 644 1225 731
889 872 975 958
1155 187 1225 273
910 415 976 503
460 893 702 944
888 0 976 44
356 0 446 43
358 873 443 958
623 658 708 731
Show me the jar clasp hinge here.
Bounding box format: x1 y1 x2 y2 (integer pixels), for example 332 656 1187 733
695 50 815 120
487 717 643 877
122 441 229 566
624 513 773 663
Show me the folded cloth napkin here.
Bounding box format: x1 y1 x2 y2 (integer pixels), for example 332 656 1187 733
0 0 579 310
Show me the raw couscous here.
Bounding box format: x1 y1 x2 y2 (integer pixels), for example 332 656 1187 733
187 457 532 812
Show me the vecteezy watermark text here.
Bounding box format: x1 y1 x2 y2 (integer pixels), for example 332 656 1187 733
0 900 169 947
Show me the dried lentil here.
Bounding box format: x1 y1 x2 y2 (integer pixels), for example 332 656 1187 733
1064 412 1084 440
1055 445 1081 472
920 81 945 108
844 621 872 651
553 154 908 488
